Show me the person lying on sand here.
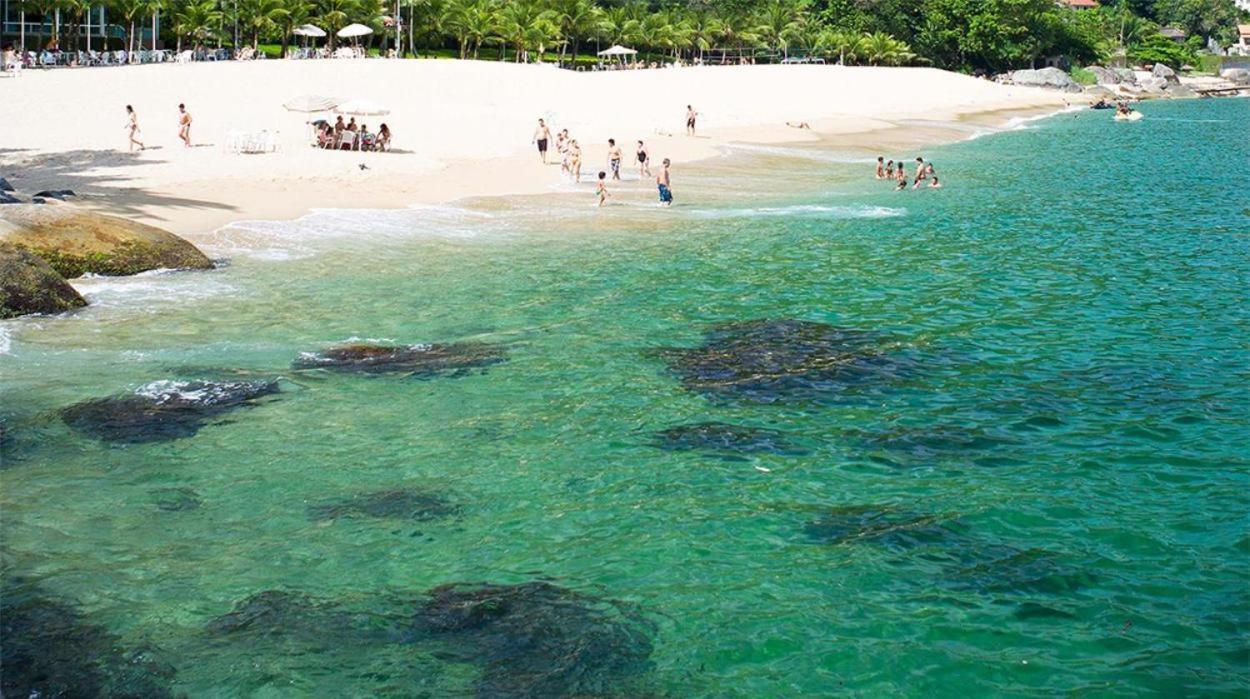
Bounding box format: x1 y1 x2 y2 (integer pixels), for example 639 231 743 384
787 121 811 129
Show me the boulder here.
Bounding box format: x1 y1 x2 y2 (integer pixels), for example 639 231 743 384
1007 67 1082 93
1088 66 1120 86
1221 68 1250 84
0 205 213 278
1151 63 1179 84
0 242 87 319
1138 76 1169 93
1113 68 1138 84
0 177 13 192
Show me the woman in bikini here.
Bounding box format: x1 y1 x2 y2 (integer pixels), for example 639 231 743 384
569 140 582 183
125 105 145 151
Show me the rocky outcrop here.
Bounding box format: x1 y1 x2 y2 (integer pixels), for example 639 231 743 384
1006 67 1081 92
0 242 86 319
1151 63 1179 84
1088 66 1121 86
0 205 213 278
1221 68 1250 84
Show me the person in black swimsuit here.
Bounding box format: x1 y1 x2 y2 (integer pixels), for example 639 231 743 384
635 140 651 178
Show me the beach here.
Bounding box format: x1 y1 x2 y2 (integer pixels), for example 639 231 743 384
0 60 1072 236
2 56 1247 697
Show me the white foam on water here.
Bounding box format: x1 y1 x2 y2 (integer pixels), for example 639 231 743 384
0 325 12 355
962 105 1084 142
208 203 504 260
71 269 233 309
685 203 906 220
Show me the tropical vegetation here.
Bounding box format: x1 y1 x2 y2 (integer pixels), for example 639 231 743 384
7 0 1247 72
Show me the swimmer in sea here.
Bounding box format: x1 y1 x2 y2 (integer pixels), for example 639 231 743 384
929 176 942 188
875 156 885 179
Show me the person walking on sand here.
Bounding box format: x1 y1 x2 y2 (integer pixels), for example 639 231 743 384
635 140 651 178
685 105 698 136
125 105 145 152
177 103 192 147
533 118 551 164
657 158 673 206
596 171 610 207
607 139 622 181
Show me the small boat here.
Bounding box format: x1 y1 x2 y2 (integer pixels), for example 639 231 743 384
1114 111 1143 122
1090 101 1115 110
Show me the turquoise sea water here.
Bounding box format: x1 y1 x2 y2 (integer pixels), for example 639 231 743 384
2 98 1248 696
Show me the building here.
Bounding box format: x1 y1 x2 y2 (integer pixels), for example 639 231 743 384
1240 24 1250 51
0 0 147 51
1056 0 1100 9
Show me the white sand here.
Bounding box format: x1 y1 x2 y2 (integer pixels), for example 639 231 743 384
1 60 1072 235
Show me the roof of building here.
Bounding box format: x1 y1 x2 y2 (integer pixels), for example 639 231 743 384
1058 0 1100 8
1158 27 1188 39
1239 23 1250 37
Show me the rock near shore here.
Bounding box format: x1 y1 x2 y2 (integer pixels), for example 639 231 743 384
1006 67 1081 93
0 205 213 278
0 242 87 319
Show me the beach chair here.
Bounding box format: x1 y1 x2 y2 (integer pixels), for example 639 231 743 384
4 59 21 77
337 131 359 150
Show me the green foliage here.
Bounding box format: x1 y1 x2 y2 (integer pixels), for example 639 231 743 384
1070 66 1096 84
1127 33 1195 67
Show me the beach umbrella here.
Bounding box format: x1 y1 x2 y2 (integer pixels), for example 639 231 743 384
597 45 636 56
283 95 340 112
293 24 326 37
334 99 390 116
336 23 373 38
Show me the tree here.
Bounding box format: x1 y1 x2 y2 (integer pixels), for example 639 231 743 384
275 0 311 57
237 0 286 48
172 0 222 51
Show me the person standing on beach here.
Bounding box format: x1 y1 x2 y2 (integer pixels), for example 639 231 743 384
607 139 622 181
125 105 145 152
177 103 192 147
686 105 698 136
657 158 673 206
635 140 651 178
533 118 551 164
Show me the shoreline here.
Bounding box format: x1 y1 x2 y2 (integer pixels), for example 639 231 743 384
0 61 1077 243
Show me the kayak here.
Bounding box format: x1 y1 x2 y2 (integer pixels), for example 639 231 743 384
1114 111 1143 122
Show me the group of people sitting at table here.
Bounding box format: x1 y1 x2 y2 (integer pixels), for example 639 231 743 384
314 116 391 151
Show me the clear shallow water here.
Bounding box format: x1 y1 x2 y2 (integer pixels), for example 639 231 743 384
2 99 1248 696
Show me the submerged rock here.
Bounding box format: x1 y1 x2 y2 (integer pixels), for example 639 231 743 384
804 505 958 551
293 342 508 377
308 488 460 522
848 423 1023 466
944 545 1095 596
1 576 176 698
651 421 807 459
0 241 87 318
0 204 214 278
150 486 203 512
61 379 279 443
207 590 338 639
651 319 909 403
414 581 655 698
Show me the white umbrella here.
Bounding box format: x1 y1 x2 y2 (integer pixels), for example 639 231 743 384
283 95 339 112
334 99 390 116
336 23 374 38
597 45 637 56
293 24 326 37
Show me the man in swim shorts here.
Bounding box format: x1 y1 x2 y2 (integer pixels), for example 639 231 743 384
686 105 697 136
657 158 673 206
533 118 551 164
607 138 622 180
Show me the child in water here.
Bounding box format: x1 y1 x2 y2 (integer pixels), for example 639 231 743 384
596 171 610 207
929 176 942 188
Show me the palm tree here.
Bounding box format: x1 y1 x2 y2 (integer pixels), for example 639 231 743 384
172 0 222 51
685 9 722 61
496 0 552 62
856 31 912 65
817 27 859 64
754 0 805 59
316 0 351 47
550 0 602 64
115 0 149 53
275 0 310 57
237 0 284 48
